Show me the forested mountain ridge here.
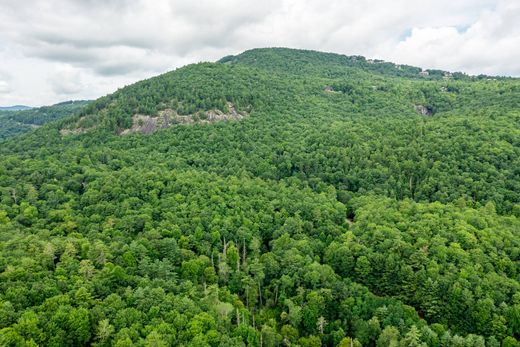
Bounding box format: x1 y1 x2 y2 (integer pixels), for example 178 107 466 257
0 48 519 346
0 106 31 111
0 100 90 141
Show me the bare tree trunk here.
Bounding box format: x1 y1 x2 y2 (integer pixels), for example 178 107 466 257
236 241 240 273
258 281 263 307
11 188 17 204
409 175 414 199
242 239 246 266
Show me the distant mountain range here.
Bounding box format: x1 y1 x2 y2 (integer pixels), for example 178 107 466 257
0 105 32 111
0 100 90 141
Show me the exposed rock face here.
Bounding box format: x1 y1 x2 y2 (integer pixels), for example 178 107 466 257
324 85 335 92
415 104 433 116
60 117 96 136
120 114 170 135
120 102 247 135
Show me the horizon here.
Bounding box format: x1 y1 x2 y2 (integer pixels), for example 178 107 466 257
1 46 517 109
1 0 519 106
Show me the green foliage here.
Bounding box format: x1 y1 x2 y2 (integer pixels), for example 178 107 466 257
0 100 90 141
0 48 519 346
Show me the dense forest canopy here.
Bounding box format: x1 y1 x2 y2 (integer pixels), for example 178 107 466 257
0 48 519 346
0 100 90 141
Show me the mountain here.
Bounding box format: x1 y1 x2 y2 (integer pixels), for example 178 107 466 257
0 105 32 111
0 100 90 141
0 48 519 346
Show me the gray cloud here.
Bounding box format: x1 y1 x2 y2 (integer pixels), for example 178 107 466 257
0 0 518 106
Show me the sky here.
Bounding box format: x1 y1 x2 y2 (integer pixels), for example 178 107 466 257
0 0 519 106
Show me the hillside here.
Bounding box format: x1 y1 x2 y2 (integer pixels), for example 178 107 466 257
0 48 519 346
0 100 90 141
0 105 32 111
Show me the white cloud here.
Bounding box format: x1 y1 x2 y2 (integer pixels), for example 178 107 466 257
0 0 518 106
386 1 520 75
48 67 85 95
0 80 11 94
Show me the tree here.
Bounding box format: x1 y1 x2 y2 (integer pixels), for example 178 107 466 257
95 319 114 346
337 337 362 347
68 308 91 345
377 326 400 347
401 325 425 347
316 316 327 335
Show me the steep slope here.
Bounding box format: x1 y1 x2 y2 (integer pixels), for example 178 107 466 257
22 48 520 213
0 48 519 346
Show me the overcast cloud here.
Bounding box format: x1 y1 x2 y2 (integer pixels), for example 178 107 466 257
0 0 518 106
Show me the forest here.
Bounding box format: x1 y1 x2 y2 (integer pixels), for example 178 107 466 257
0 101 90 141
0 48 519 346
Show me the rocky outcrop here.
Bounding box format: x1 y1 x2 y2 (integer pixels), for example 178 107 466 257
60 117 96 136
324 85 335 92
415 104 433 116
120 102 247 135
